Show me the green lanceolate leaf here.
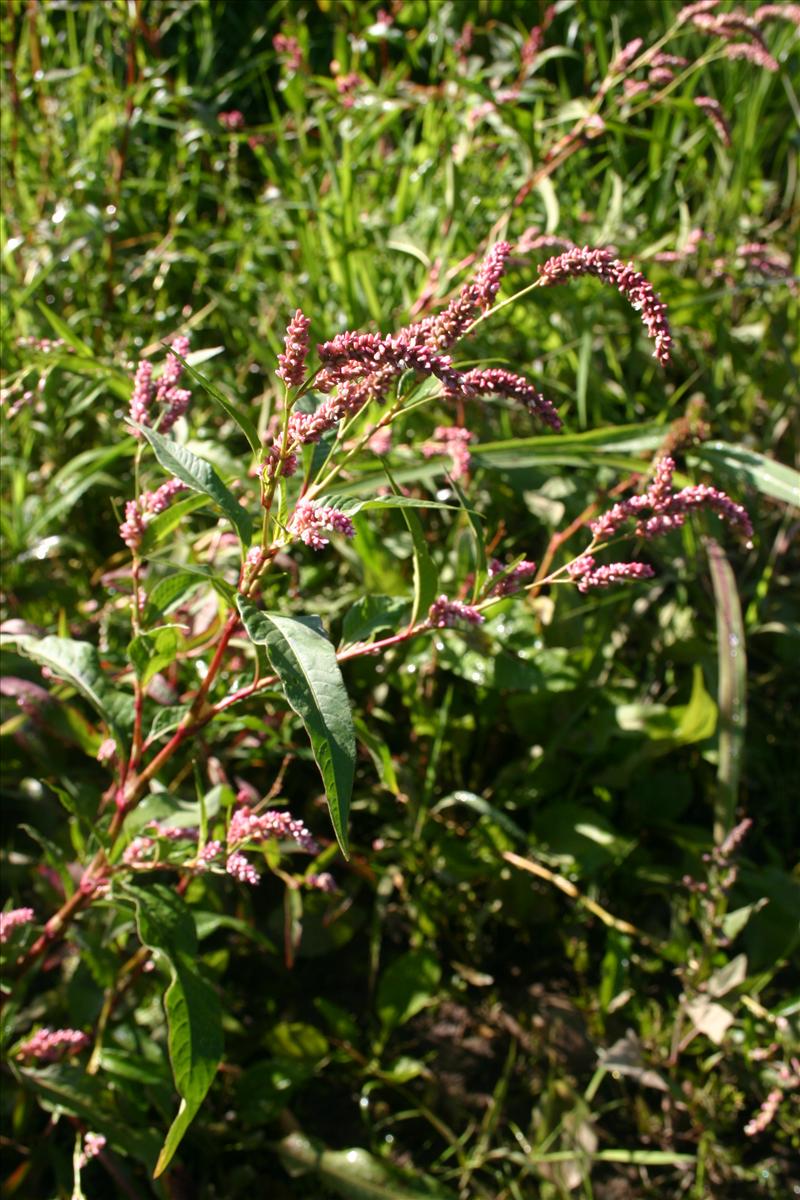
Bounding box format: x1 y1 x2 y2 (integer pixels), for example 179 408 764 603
275 1131 457 1199
0 634 131 750
707 538 747 844
379 463 438 626
125 882 223 1178
136 424 252 548
237 598 356 857
693 442 800 509
318 494 468 518
167 348 262 456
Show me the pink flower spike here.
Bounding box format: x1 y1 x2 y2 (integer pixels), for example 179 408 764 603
755 4 800 24
537 247 672 366
428 595 484 628
488 558 538 596
17 1027 90 1063
0 907 35 943
288 501 355 551
277 309 311 388
570 559 655 593
453 366 562 430
226 851 261 886
694 96 732 147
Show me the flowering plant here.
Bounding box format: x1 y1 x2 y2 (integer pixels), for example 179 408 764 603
2 1 798 1195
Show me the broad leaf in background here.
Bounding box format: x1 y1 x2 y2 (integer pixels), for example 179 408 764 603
136 424 252 549
276 1131 457 1200
237 597 356 857
126 883 223 1178
0 634 132 751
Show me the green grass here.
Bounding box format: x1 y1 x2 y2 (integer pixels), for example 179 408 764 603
1 2 799 1198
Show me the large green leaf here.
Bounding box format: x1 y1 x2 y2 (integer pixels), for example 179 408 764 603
0 634 131 750
126 883 223 1178
275 1131 457 1199
237 597 356 857
693 442 800 508
136 424 252 548
377 950 442 1033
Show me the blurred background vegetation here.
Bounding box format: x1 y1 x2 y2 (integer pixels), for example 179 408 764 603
1 1 798 1197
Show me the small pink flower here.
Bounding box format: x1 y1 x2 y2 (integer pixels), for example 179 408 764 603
96 737 116 763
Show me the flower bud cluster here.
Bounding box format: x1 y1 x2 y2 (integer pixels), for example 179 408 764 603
78 1133 106 1169
427 596 484 628
119 478 188 550
17 1027 90 1062
129 336 192 433
568 556 655 593
0 907 35 943
694 97 732 147
288 501 355 551
228 806 318 853
277 309 311 387
488 558 538 596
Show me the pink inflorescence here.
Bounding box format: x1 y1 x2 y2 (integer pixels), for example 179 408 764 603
277 309 311 388
452 366 562 430
273 33 304 70
568 555 655 593
306 872 339 893
755 3 800 23
488 558 538 596
422 426 476 480
218 110 245 130
129 336 192 434
0 907 35 943
288 501 355 551
17 1027 90 1063
694 96 732 146
228 806 318 853
287 396 343 445
226 851 260 886
590 455 753 544
428 595 484 628
723 41 779 71
399 241 513 352
744 1088 783 1137
78 1132 106 1169
537 247 672 366
119 477 188 550
610 37 644 74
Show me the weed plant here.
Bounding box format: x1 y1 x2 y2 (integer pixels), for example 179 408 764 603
1 2 799 1198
